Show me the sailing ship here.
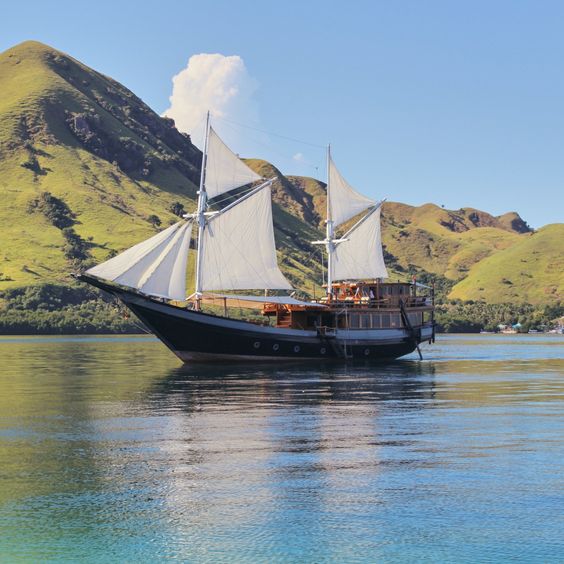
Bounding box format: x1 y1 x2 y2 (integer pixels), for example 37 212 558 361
78 115 435 361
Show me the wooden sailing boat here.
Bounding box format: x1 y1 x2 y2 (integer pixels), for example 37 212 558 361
78 116 435 361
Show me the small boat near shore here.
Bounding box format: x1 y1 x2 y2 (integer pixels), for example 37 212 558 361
78 116 435 362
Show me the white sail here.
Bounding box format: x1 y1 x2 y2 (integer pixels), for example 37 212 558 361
86 220 193 301
135 221 193 300
205 127 262 199
328 155 375 226
331 206 388 281
200 186 292 291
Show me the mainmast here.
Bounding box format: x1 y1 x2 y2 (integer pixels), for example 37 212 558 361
312 144 341 299
194 111 210 310
313 145 384 298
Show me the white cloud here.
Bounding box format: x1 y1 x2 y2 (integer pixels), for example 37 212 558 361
163 53 259 151
293 152 305 163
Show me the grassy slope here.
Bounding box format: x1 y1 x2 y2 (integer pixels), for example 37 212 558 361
244 159 326 226
0 41 202 288
380 202 522 280
449 224 563 304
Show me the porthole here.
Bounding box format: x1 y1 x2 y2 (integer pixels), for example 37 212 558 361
293 345 300 353
364 348 370 356
253 341 261 349
273 343 280 351
320 347 326 355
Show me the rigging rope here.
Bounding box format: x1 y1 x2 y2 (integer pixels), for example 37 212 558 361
213 115 326 149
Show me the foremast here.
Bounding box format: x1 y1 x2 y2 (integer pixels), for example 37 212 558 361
325 145 335 300
194 111 210 310
189 113 292 307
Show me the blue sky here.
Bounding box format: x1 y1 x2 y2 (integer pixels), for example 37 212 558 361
2 0 563 227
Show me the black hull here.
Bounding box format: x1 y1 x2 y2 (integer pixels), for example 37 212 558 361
79 276 432 363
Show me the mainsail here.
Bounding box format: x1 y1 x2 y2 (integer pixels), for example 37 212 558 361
85 220 193 301
200 185 292 291
331 205 388 281
194 117 292 299
204 127 262 199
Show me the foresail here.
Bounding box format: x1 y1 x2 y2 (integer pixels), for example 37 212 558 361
200 186 292 291
86 220 193 301
329 156 375 226
135 221 193 300
331 206 388 281
205 127 262 199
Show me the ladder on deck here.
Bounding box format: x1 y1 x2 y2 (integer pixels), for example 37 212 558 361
277 309 292 328
399 299 423 360
316 325 351 359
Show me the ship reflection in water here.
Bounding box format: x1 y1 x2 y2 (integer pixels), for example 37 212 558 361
0 334 563 562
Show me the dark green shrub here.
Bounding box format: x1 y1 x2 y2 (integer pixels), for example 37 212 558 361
27 192 75 229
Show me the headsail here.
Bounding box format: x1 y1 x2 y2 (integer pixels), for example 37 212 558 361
331 205 388 281
328 155 376 226
204 127 262 199
86 220 193 301
200 185 292 291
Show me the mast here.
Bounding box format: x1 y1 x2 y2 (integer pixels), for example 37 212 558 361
326 144 334 299
194 111 210 310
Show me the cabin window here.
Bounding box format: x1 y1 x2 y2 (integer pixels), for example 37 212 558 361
322 314 333 327
408 312 422 326
381 314 390 328
390 314 401 328
307 316 319 328
349 314 360 329
360 314 371 329
371 314 381 328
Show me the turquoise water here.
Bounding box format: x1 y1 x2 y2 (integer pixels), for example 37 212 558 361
0 334 563 563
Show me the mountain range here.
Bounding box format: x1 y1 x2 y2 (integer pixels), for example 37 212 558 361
0 40 562 306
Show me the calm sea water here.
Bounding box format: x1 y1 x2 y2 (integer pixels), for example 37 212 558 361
0 334 563 563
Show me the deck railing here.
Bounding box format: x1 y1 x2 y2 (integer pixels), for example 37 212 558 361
316 295 432 309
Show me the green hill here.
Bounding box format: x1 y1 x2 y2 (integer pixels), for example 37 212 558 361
449 224 563 304
0 40 561 330
0 40 201 287
377 202 532 284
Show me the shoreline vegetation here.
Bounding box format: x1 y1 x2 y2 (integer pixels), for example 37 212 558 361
0 283 561 335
